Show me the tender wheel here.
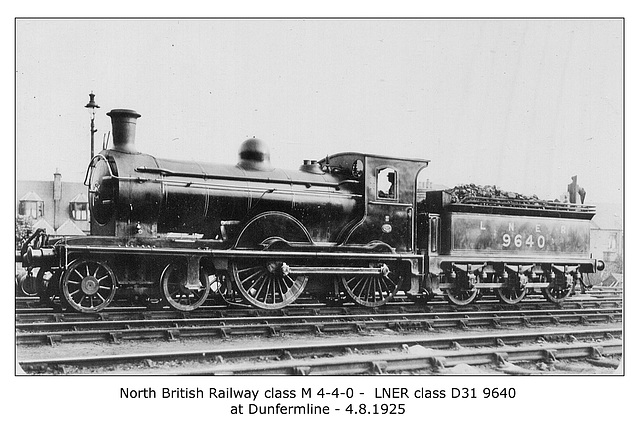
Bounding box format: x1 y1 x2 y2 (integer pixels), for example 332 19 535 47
542 284 572 304
161 263 211 312
62 260 117 313
340 263 402 308
495 285 527 305
445 286 479 306
231 259 308 309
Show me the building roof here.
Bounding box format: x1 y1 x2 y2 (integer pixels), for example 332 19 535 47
20 191 44 202
55 219 86 236
70 192 88 203
32 218 55 233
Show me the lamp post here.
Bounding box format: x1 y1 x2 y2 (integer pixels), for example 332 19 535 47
85 92 100 160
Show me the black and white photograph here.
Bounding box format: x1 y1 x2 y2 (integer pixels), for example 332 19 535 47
8 12 629 432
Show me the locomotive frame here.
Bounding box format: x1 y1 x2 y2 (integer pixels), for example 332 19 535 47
18 108 604 313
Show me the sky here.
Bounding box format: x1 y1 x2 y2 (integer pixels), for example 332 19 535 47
16 19 623 205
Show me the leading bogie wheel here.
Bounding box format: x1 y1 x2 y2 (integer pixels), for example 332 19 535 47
231 258 308 309
160 263 211 312
340 263 402 308
61 259 117 313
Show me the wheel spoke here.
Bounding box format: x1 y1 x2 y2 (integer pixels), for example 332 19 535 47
238 265 262 274
271 278 277 304
258 277 269 303
252 274 268 298
354 277 368 298
276 278 285 300
168 285 181 297
283 274 295 287
382 274 396 288
376 279 384 301
366 278 375 303
241 268 264 285
365 277 374 302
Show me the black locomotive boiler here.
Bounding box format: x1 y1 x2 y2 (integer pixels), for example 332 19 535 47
19 109 604 313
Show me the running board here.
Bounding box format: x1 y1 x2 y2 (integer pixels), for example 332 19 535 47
287 266 387 275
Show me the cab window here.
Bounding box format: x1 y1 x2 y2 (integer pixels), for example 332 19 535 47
377 168 397 200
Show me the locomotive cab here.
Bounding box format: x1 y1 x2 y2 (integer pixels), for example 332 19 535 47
322 153 429 253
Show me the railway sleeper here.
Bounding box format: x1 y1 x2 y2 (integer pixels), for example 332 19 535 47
590 346 604 359
219 327 231 339
292 366 311 376
268 326 281 337
429 356 446 370
47 334 62 346
493 352 509 367
422 320 435 331
543 349 558 363
387 321 404 331
166 328 181 341
370 361 388 374
280 350 294 360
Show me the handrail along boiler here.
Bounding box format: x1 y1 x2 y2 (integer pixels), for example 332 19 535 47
18 109 605 313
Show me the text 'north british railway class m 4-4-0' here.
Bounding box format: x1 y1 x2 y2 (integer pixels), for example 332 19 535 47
17 109 605 313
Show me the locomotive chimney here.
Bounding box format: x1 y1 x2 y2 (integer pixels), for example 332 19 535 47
107 109 141 153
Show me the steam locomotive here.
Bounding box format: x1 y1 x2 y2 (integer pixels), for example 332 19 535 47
18 109 604 313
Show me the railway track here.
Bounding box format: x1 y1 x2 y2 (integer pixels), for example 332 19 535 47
15 291 622 316
16 304 622 345
19 327 622 375
15 296 622 322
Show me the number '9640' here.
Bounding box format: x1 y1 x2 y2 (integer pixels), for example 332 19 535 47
502 233 545 249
